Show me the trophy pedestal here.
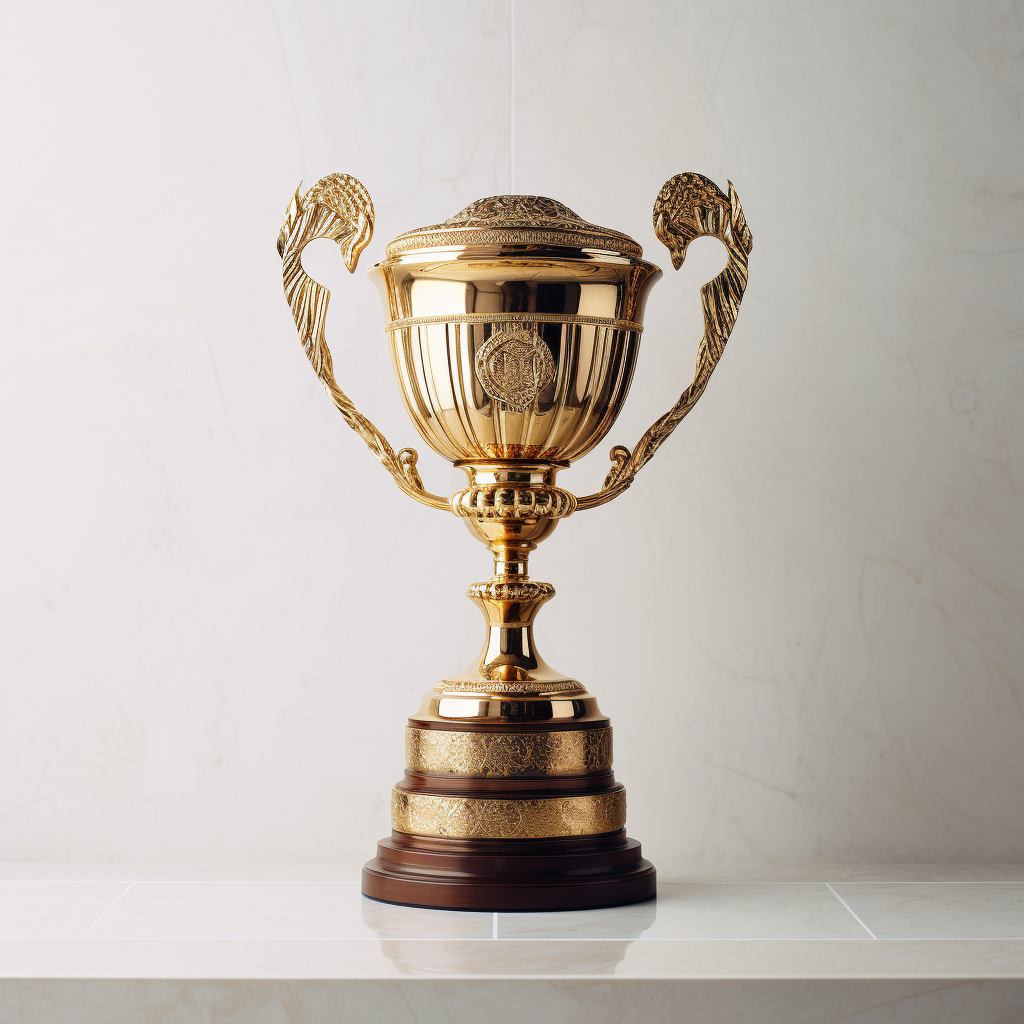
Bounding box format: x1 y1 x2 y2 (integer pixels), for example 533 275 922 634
363 831 655 912
356 494 656 912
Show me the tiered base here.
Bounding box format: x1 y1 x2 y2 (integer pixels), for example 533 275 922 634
362 830 656 911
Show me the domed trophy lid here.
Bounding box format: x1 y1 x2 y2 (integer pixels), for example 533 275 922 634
384 194 644 259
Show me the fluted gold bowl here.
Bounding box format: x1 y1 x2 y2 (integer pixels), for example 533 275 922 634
369 196 661 464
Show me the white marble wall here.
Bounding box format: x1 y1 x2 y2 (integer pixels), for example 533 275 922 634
0 0 1020 869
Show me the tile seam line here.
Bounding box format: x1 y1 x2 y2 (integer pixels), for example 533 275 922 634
77 882 136 939
827 882 878 939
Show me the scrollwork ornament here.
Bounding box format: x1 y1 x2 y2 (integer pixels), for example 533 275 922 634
578 172 753 509
277 173 449 510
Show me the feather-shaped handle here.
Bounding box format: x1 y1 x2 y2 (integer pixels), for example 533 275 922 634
278 173 450 511
576 172 753 511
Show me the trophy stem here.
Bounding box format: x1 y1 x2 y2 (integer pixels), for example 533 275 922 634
490 539 533 578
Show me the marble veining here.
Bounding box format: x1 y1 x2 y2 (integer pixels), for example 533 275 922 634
0 0 1020 874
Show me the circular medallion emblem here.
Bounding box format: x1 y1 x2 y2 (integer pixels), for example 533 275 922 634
474 326 555 412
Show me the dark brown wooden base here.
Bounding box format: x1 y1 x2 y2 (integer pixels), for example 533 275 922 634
361 829 656 911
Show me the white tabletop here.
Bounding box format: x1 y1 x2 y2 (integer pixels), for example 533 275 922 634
1 864 1022 1022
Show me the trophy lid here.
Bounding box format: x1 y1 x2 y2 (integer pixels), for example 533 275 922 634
384 195 644 259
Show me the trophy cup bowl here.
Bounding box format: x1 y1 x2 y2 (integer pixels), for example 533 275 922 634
278 176 752 910
371 204 660 465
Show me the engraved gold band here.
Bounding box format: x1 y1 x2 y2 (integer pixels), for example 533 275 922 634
391 787 626 839
406 726 613 776
384 226 643 259
431 680 586 696
384 312 645 334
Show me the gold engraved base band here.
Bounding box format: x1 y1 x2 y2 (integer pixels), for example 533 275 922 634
391 787 626 839
406 727 613 777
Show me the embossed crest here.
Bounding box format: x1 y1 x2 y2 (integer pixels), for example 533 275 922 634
474 326 555 412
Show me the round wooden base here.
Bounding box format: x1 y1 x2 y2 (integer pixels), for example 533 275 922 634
361 829 656 911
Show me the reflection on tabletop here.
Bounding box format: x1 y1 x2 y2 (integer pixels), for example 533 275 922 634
360 892 658 975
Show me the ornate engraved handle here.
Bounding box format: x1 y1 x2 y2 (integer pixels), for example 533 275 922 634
576 172 753 511
277 173 450 511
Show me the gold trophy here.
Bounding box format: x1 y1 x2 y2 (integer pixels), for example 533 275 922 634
277 173 752 910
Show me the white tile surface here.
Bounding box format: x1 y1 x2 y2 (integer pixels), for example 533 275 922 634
497 883 866 940
0 883 127 939
87 882 490 940
0 863 363 883
0 866 1020 982
834 883 1024 939
661 864 1024 883
0 936 1022 981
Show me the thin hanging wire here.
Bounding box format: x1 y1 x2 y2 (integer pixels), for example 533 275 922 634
509 0 516 194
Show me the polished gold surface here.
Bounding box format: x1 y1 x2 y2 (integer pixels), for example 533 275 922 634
406 727 613 777
391 787 626 839
278 171 753 853
376 290 647 466
450 464 577 521
416 693 607 724
433 553 585 698
369 198 659 473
